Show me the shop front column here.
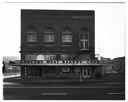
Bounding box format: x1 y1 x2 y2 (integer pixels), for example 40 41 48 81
80 67 83 82
93 67 96 78
21 66 25 77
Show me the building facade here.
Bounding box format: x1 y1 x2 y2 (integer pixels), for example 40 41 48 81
19 9 103 79
101 57 125 74
101 57 115 74
113 57 125 73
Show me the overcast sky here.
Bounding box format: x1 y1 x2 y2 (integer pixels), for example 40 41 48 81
0 2 125 59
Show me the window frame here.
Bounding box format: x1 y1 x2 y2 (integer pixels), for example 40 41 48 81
26 29 37 43
44 27 55 44
61 27 72 46
62 67 70 73
79 28 89 50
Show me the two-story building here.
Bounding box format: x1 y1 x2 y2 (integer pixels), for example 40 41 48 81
14 9 104 79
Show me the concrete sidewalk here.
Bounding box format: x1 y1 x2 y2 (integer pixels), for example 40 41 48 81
3 73 125 84
3 76 82 83
3 76 125 84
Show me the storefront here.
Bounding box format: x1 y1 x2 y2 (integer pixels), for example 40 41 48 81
11 60 104 79
20 10 96 80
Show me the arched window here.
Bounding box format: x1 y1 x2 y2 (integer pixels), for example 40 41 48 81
26 28 37 42
79 27 89 50
62 27 72 44
44 27 55 43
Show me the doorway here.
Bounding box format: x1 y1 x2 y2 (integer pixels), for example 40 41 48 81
83 67 91 78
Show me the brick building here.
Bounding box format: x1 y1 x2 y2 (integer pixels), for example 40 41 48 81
14 9 104 79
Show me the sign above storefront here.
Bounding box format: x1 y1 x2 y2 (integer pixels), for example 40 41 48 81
9 60 109 66
15 60 103 64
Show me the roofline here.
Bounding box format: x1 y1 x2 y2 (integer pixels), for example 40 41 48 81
21 9 95 15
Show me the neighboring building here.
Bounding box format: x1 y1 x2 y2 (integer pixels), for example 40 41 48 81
113 57 125 73
101 56 125 74
11 9 104 79
3 56 20 75
3 63 21 75
3 56 19 63
101 57 115 74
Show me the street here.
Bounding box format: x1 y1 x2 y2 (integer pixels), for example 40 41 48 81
3 81 125 100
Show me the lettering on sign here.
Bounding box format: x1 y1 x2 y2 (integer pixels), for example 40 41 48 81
14 60 104 65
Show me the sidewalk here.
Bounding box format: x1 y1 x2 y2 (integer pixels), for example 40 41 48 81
3 76 82 84
3 74 125 84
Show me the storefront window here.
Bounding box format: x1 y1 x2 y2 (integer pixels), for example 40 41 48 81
74 67 80 74
62 67 70 72
44 55 56 60
60 55 70 60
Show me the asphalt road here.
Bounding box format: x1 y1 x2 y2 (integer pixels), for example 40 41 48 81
3 82 125 100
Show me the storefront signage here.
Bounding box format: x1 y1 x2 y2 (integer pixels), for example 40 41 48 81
15 60 102 64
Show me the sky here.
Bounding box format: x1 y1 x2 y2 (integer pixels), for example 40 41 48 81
0 2 125 59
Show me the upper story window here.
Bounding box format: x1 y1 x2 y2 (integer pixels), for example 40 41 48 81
62 27 72 45
44 27 55 43
26 28 37 42
79 27 89 50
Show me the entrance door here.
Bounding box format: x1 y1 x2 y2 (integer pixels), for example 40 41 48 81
83 67 91 78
